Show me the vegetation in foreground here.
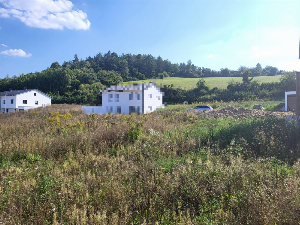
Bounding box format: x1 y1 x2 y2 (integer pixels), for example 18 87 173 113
1 103 300 224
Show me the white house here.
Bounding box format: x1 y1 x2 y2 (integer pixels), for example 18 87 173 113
0 89 51 113
82 83 164 115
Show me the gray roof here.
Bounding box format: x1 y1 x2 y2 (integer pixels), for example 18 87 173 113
0 89 50 98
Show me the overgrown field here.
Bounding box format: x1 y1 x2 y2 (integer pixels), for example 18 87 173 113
1 104 300 224
123 76 282 89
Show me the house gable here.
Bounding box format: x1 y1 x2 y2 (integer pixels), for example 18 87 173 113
0 89 51 113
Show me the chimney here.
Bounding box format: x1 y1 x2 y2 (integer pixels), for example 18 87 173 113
296 72 300 115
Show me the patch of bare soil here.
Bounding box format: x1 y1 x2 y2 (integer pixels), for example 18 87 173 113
204 106 285 119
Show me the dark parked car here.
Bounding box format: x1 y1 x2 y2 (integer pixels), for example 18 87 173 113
186 105 213 112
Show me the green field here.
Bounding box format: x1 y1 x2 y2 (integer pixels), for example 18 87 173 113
123 75 282 89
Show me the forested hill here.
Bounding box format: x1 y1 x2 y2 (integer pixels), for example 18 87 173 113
0 51 287 104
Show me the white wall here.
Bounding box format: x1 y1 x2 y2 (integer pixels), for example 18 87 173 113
82 83 164 115
143 85 164 113
0 96 16 113
0 90 51 113
102 91 142 114
82 106 103 115
285 91 296 111
16 90 51 109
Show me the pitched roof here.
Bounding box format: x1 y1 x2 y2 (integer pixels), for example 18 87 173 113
0 89 50 98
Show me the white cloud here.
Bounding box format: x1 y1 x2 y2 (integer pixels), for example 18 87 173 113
1 44 8 47
0 0 90 30
0 49 32 57
207 54 214 58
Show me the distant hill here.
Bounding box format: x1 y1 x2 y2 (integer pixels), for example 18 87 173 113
0 51 289 104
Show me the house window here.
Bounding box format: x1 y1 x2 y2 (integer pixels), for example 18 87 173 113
137 94 140 100
148 106 152 111
108 94 113 102
117 106 121 114
106 106 113 113
156 96 161 100
23 100 27 104
3 100 5 104
35 101 38 105
11 99 13 104
129 106 140 114
149 94 152 98
129 106 135 114
129 92 133 100
34 93 36 96
115 94 119 102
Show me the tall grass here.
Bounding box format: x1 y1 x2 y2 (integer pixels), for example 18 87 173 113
0 104 300 224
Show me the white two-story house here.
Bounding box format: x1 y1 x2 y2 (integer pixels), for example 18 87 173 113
82 83 164 115
0 89 51 113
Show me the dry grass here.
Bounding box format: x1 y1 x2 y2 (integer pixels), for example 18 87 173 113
0 104 300 224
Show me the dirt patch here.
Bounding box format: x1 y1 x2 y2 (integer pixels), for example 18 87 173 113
203 106 285 119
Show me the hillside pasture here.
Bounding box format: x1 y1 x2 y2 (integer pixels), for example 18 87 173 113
123 75 282 89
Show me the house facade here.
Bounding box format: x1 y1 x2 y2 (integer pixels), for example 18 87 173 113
0 89 51 113
82 83 164 115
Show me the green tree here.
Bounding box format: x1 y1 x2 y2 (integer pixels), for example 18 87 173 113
242 70 253 85
280 72 296 91
220 68 231 77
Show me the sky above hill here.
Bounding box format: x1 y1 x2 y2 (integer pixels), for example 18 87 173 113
0 0 300 78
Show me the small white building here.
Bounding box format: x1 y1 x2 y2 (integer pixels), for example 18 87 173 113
0 89 51 113
82 83 164 115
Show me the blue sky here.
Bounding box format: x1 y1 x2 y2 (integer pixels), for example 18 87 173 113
0 0 300 78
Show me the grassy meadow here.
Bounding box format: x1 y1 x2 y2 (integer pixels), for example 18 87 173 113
1 103 300 224
123 75 282 90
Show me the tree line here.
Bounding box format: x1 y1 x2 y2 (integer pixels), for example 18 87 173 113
0 51 293 104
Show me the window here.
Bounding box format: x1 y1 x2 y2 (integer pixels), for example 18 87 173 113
23 100 27 104
108 94 113 102
156 96 161 100
117 106 121 114
129 92 133 100
129 106 140 114
115 94 119 102
149 94 152 98
34 93 36 96
129 106 135 114
3 100 5 104
148 106 152 111
106 106 113 113
137 94 140 100
35 101 38 105
11 99 13 104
